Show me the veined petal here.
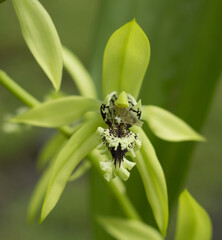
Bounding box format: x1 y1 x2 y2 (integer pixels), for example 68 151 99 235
132 127 168 236
103 19 150 99
11 96 101 127
142 105 205 142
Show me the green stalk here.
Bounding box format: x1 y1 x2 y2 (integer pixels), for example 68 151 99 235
0 70 140 221
0 70 39 107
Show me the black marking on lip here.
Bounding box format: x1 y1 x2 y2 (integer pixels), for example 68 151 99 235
110 144 127 167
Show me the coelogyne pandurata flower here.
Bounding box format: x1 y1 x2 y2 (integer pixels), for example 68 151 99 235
97 91 143 181
3 13 204 235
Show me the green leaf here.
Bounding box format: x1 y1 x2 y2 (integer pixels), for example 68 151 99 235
37 133 67 169
98 217 163 240
142 105 205 142
12 0 63 90
40 115 104 221
69 160 91 182
102 19 150 99
11 96 101 127
63 46 98 98
175 190 212 240
132 127 168 236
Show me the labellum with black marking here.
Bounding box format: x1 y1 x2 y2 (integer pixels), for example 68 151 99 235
99 91 142 168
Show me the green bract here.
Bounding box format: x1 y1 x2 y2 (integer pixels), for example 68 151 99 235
0 3 211 238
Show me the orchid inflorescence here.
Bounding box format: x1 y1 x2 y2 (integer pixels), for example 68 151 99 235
3 18 203 234
0 1 211 239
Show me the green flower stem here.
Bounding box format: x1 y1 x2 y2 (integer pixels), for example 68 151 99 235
0 70 72 137
0 70 39 107
89 150 141 221
0 70 140 221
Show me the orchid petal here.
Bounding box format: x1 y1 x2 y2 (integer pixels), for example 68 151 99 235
132 127 168 236
11 96 101 127
40 115 103 222
103 19 150 99
142 105 205 142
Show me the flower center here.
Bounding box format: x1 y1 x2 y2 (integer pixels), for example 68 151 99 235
99 91 142 167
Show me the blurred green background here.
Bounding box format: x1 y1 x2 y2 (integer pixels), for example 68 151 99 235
0 0 221 239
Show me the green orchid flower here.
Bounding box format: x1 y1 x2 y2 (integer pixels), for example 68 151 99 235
0 1 210 238
6 19 203 235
